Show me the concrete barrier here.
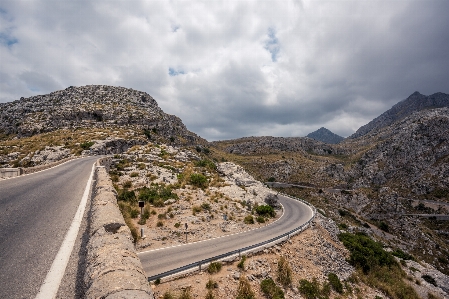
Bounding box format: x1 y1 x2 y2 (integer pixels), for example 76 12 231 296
0 168 23 178
84 159 153 299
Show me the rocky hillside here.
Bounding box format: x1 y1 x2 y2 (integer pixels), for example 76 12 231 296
350 91 449 139
306 127 344 144
0 85 205 145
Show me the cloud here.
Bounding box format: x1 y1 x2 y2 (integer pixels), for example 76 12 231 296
1 0 449 141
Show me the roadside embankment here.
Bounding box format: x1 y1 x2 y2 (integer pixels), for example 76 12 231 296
84 157 153 299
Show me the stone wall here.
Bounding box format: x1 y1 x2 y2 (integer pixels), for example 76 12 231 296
83 159 153 299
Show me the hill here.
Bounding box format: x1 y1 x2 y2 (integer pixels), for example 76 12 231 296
0 85 205 145
306 127 344 144
349 91 449 139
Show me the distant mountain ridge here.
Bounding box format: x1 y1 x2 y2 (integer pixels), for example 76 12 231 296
349 91 449 139
0 85 205 145
306 127 344 144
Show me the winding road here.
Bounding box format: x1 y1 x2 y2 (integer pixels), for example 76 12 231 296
0 156 98 299
138 194 314 279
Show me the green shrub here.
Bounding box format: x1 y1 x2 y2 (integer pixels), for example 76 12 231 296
130 209 139 218
255 205 276 217
237 255 247 270
327 273 343 293
190 173 208 188
236 276 255 299
195 159 217 170
174 222 181 228
392 249 415 261
256 216 265 223
379 221 389 232
138 185 178 205
338 232 396 273
80 141 94 150
123 180 132 188
267 177 276 182
130 172 139 177
156 221 164 227
277 256 292 286
192 206 202 215
205 289 214 299
206 278 218 289
298 278 321 299
244 215 254 224
117 189 136 202
260 278 285 299
207 262 222 274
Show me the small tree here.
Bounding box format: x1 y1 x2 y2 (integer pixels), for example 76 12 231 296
277 256 292 287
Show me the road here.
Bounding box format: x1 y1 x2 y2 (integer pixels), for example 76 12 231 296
138 194 314 279
0 156 98 299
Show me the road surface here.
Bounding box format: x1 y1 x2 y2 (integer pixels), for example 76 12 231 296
138 194 314 278
0 156 98 299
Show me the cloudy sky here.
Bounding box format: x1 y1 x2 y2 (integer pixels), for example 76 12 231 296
1 0 448 141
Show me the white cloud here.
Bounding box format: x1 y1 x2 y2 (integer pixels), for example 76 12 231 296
1 0 448 141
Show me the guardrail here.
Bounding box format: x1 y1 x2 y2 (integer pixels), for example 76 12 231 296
147 193 316 282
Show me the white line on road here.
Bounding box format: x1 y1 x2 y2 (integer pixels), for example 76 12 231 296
35 162 95 299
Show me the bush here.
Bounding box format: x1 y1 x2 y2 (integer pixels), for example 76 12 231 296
207 262 222 274
379 221 389 232
392 249 415 261
178 289 192 299
236 276 255 299
138 185 178 205
267 177 276 182
174 222 181 228
201 202 211 211
130 209 139 218
195 159 217 170
190 173 208 188
338 232 396 273
130 172 139 177
255 205 276 217
260 278 285 299
156 221 164 227
256 216 265 223
244 215 254 224
327 273 343 293
123 180 132 189
80 141 94 150
117 189 136 202
237 255 247 270
277 256 292 286
206 278 218 289
298 278 321 299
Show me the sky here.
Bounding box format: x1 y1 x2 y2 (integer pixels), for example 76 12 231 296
1 0 449 141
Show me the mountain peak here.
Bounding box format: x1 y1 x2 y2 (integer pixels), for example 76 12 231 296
350 91 449 139
306 127 344 144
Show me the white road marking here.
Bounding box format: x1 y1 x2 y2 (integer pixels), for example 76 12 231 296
35 162 95 299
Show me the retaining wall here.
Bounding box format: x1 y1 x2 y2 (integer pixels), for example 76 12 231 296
84 158 153 299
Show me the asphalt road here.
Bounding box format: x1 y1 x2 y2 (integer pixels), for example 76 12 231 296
0 156 99 299
138 194 314 278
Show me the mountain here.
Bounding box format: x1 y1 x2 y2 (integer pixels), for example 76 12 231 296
306 127 344 144
0 85 205 145
349 91 449 139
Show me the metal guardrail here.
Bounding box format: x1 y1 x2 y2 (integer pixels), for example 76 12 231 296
147 193 316 282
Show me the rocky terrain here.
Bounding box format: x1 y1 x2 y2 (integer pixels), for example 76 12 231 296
307 127 344 144
0 85 205 145
107 143 281 250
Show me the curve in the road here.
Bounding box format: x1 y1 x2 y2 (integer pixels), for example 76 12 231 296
138 194 314 279
0 156 99 299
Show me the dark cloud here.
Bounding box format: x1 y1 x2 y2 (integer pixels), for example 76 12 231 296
1 0 448 140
